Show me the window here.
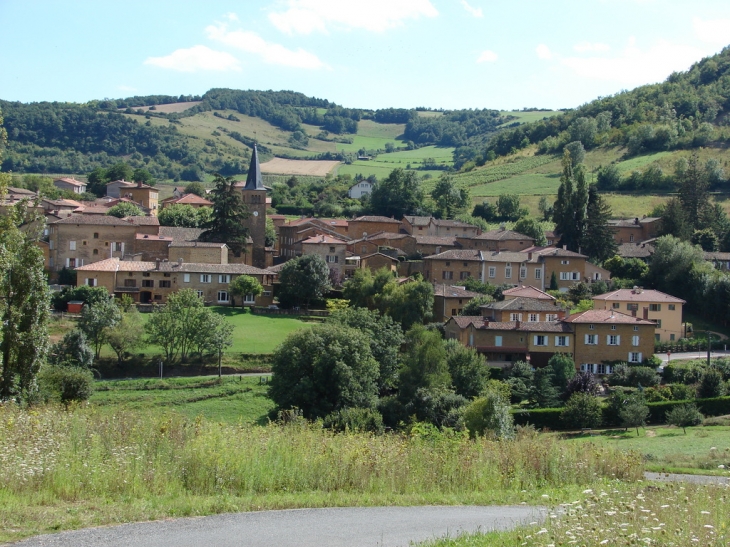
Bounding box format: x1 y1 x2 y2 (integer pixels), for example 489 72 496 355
361 246 368 253
159 280 171 288
143 272 150 277
632 335 640 346
655 333 661 342
668 304 676 311
628 352 642 363
82 240 87 246
510 313 522 321
560 272 580 281
670 334 675 341
200 274 212 283
589 324 594 330
451 309 457 316
244 293 256 304
585 334 598 345
520 267 526 279
49 240 54 250
124 279 136 288
442 271 453 280
612 303 620 309
218 274 231 284
534 335 547 346
326 255 339 263
163 273 171 278
69 241 76 251
329 246 335 253
607 335 620 345
463 262 468 267
217 291 229 303
445 261 450 266
649 304 661 312
85 278 97 287
460 271 470 280
656 319 662 328
546 313 557 321
561 260 570 265
153 295 162 301
555 335 568 346
535 269 542 279
142 280 154 288
196 290 204 298
112 242 123 252
629 234 634 242
529 313 538 322
596 364 609 374
505 265 512 279
494 336 502 347
633 326 639 331
93 233 99 239
488 267 496 278
611 325 616 330
183 274 190 283
93 249 99 255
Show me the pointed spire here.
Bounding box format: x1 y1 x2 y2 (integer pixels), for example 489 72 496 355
243 145 265 191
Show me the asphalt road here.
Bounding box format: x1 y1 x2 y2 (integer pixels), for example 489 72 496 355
644 472 730 485
10 506 547 547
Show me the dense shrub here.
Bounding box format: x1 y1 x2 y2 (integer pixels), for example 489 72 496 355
666 404 704 433
609 364 659 387
463 392 514 439
322 408 384 434
663 361 705 384
698 368 726 398
561 393 603 430
38 366 94 404
512 408 563 430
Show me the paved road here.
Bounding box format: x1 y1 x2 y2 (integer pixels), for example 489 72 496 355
655 350 730 363
9 506 547 547
645 472 730 485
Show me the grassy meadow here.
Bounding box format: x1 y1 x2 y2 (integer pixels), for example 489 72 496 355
0 405 643 543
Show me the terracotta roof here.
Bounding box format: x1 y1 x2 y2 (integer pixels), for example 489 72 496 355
52 215 138 226
75 258 149 272
353 215 400 223
136 233 173 241
168 241 228 248
617 242 654 259
361 252 399 262
124 216 160 226
403 215 432 226
484 251 541 263
414 235 460 246
425 249 485 261
433 284 482 298
592 289 685 304
476 320 574 333
268 214 287 220
502 285 555 300
74 257 270 276
106 180 135 187
158 227 205 241
482 297 563 312
473 229 533 241
78 207 109 215
165 193 213 206
532 247 587 258
446 316 482 329
7 187 37 196
302 234 347 245
54 177 86 187
704 252 730 261
432 219 476 228
562 309 655 325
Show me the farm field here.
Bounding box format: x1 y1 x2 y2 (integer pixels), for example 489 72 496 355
338 145 454 181
119 101 201 113
498 109 561 126
260 158 339 177
90 376 274 424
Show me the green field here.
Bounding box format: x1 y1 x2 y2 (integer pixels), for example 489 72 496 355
337 145 454 180
90 376 274 424
498 109 562 126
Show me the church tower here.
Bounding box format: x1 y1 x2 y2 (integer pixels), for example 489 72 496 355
240 145 267 268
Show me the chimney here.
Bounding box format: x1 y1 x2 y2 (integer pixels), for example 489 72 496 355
138 180 143 188
155 258 160 270
563 245 567 250
634 217 640 225
178 258 183 266
528 252 533 260
643 307 649 320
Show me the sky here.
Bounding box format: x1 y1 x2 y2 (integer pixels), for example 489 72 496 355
1 0 730 111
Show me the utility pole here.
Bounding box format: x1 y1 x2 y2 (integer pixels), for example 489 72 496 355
707 330 711 367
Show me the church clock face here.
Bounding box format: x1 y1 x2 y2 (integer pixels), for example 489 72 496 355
253 211 259 216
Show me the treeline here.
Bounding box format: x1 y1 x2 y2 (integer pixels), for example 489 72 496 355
403 109 507 147
486 45 730 159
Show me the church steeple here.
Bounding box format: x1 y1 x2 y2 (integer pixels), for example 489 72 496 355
243 145 265 191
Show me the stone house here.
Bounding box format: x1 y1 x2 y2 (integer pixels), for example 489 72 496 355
608 217 661 244
125 182 159 215
349 232 416 257
360 252 399 274
502 285 555 301
53 177 87 194
402 216 480 238
592 287 685 342
299 234 348 283
160 193 213 209
532 247 610 291
456 228 534 252
106 180 136 198
432 284 483 322
347 216 401 239
480 297 566 322
413 235 461 257
168 242 229 265
74 257 275 306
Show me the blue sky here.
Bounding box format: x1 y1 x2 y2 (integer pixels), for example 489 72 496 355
1 0 730 110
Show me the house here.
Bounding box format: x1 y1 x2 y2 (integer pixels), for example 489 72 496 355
53 177 87 194
480 297 566 322
456 228 534 252
413 235 461 257
347 216 401 239
168 242 229 265
607 217 661 244
360 252 399 274
348 180 374 199
74 257 275 307
299 234 348 283
563 309 656 373
423 249 544 288
423 249 491 285
278 219 351 259
125 182 159 215
432 284 483 322
160 193 213 209
106 180 136 198
402 216 480 238
616 241 655 261
502 285 555 301
704 252 730 271
592 287 685 342
348 232 416 257
531 247 610 291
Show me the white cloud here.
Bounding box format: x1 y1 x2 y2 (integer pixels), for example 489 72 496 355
693 17 730 46
224 12 239 22
206 23 327 69
573 41 610 53
144 45 241 72
461 0 483 18
536 44 553 60
476 50 498 63
267 0 438 34
560 37 706 86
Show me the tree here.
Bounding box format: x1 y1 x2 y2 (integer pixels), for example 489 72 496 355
619 397 650 435
398 325 451 403
691 228 719 252
538 196 553 221
105 309 144 365
513 217 547 246
549 271 558 291
49 330 94 369
678 152 710 229
278 255 332 309
564 370 601 399
496 194 522 221
530 366 562 408
377 276 434 330
583 185 617 262
184 181 206 196
368 168 425 218
659 197 691 240
158 204 203 227
504 361 534 404
268 324 379 419
698 367 726 398
553 150 589 253
107 202 144 218
665 403 703 433
645 236 704 295
561 392 603 429
132 168 155 186
199 173 250 255
547 353 576 395
78 297 122 359
147 289 204 363
444 339 489 398
105 162 134 183
564 140 586 164
198 312 234 377
459 294 494 316
431 175 469 219
326 307 404 392
463 391 514 439
230 275 263 309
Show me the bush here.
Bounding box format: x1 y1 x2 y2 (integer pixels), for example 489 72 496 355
322 407 384 434
512 407 563 430
38 366 94 404
665 404 703 433
698 368 726 398
463 392 514 439
619 397 650 435
663 362 705 384
669 383 696 400
564 370 600 399
561 393 603 430
644 385 672 402
609 364 659 387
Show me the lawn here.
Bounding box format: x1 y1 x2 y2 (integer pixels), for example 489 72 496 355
563 425 730 475
90 376 274 425
211 307 308 354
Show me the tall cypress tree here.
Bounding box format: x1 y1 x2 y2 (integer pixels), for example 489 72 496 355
553 149 588 252
678 151 709 227
583 184 617 262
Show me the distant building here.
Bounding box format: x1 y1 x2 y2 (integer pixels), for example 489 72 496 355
53 177 87 194
348 181 374 199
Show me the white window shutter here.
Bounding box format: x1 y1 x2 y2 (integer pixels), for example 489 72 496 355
638 352 642 362
606 335 611 345
65 258 70 268
555 336 560 346
616 335 621 345
584 334 589 344
200 274 204 283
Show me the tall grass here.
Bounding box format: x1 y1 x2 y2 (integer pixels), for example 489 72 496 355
0 406 641 502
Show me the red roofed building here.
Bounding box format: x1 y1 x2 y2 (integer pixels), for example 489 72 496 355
299 234 348 284
160 193 213 209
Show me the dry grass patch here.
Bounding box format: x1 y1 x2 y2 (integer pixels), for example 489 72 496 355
260 158 339 176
